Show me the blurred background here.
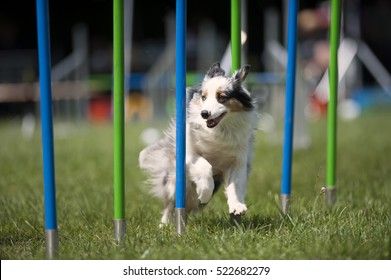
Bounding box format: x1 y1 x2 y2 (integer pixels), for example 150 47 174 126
1 0 390 144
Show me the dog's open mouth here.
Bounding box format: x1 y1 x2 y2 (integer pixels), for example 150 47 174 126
206 112 226 128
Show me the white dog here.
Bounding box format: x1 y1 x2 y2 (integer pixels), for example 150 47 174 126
139 62 257 225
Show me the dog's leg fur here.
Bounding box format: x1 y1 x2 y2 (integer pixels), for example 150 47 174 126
224 161 248 215
186 155 214 204
160 200 174 227
159 175 176 226
159 156 214 226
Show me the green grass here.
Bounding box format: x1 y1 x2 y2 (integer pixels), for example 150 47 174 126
1 109 390 260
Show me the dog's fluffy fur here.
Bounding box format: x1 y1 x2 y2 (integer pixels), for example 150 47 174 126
139 62 257 225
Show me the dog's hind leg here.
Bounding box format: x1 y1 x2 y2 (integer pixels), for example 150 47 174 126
160 201 174 227
187 156 214 205
159 176 176 227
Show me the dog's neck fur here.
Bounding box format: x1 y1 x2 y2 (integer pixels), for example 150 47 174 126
188 110 255 163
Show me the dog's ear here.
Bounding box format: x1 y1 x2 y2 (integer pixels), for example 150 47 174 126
205 62 225 79
233 65 250 83
186 86 201 103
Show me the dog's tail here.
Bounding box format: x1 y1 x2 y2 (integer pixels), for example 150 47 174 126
139 135 176 199
139 139 166 173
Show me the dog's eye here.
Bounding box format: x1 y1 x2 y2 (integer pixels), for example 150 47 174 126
217 95 228 103
201 95 207 101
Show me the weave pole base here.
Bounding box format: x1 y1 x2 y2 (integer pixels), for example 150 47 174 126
114 219 126 242
281 194 290 214
45 229 58 259
175 208 186 235
326 186 336 207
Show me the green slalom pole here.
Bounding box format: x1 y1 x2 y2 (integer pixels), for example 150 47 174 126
113 0 126 241
231 0 241 73
326 0 341 206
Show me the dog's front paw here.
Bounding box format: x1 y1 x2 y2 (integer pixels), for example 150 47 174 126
197 185 214 204
196 178 214 204
229 202 247 215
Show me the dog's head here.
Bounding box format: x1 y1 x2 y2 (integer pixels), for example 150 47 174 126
189 62 254 128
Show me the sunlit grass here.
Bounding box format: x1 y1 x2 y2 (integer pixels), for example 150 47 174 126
1 109 390 259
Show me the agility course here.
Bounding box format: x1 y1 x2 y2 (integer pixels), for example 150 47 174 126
36 0 360 256
1 0 391 260
281 0 341 213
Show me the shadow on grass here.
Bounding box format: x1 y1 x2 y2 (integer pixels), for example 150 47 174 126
189 211 288 234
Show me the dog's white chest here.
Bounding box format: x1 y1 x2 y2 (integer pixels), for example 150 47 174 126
189 124 250 172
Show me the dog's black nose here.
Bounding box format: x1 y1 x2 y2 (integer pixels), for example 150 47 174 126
201 110 210 119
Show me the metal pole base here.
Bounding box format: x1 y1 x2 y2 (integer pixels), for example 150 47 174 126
281 194 290 214
114 219 126 241
45 229 58 259
326 186 336 206
175 208 186 235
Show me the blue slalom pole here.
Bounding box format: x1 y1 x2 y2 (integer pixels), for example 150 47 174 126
36 0 58 258
281 0 298 214
175 0 187 235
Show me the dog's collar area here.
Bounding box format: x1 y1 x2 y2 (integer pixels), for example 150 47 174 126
206 112 226 128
